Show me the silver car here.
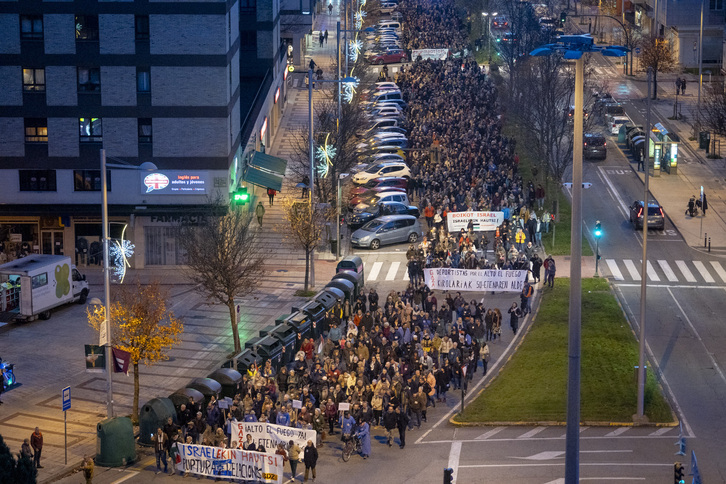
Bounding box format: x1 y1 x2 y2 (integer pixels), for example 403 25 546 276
351 215 421 250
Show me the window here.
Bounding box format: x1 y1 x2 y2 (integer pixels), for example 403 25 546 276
77 67 100 92
75 15 99 41
79 117 103 143
74 170 111 191
25 118 48 143
32 273 48 289
23 68 45 92
135 15 150 41
137 69 150 92
711 0 724 9
20 15 43 40
19 170 56 191
240 30 257 50
138 118 152 143
145 227 188 265
240 0 257 14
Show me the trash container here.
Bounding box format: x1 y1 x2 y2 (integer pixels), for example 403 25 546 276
699 131 710 150
330 239 338 255
259 324 278 338
187 377 222 401
244 335 264 351
168 387 206 413
249 334 284 370
208 368 243 399
268 323 298 365
336 255 364 281
96 417 136 467
224 349 264 375
139 397 177 446
298 299 328 339
280 311 312 348
325 280 354 304
332 270 362 299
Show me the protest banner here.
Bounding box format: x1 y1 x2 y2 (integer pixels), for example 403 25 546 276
411 48 449 60
446 211 504 232
423 267 527 292
232 421 316 450
174 443 283 483
338 402 350 412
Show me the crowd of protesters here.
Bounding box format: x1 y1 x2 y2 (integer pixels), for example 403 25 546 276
399 0 468 53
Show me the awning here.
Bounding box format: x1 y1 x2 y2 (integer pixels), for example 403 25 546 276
244 166 283 191
250 151 287 176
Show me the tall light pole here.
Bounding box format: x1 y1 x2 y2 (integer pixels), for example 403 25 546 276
336 173 349 260
96 149 157 418
697 0 704 106
482 11 497 63
531 36 628 484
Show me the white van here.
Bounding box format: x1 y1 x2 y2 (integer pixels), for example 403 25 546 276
0 255 89 321
372 90 403 102
378 21 402 30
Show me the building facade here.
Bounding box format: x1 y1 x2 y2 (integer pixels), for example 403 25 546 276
0 0 288 268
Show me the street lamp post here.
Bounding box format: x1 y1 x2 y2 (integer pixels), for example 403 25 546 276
336 173 350 260
531 36 627 484
96 149 157 418
481 11 497 63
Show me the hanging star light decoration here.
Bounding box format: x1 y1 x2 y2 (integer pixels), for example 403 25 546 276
342 76 360 103
109 239 134 283
315 133 336 178
355 10 366 29
349 39 364 63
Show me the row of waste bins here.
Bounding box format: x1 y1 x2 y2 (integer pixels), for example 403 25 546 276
124 256 366 462
222 256 365 376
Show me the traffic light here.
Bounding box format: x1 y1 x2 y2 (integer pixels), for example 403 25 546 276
674 462 685 484
594 220 602 238
233 186 249 204
443 468 454 484
560 11 567 24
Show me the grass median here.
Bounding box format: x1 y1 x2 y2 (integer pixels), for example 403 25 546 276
455 278 673 424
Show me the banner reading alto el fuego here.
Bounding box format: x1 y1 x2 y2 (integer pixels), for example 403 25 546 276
233 420 316 451
175 443 283 483
424 267 527 292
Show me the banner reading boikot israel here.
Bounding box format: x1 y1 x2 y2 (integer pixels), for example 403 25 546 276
174 443 283 483
424 267 527 292
446 211 504 232
233 421 316 450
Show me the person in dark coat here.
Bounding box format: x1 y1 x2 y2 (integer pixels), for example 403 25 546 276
395 406 409 449
303 440 318 481
508 302 522 335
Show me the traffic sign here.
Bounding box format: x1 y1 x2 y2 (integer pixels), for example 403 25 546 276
635 47 641 54
62 386 71 411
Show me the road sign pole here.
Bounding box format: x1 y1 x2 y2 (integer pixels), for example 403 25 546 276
595 238 600 276
64 409 67 465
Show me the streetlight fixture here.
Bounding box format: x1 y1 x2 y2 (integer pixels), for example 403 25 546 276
530 35 627 484
481 11 498 63
307 72 358 286
92 149 157 418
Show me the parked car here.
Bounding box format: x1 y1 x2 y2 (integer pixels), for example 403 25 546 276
363 152 406 164
374 99 408 109
629 200 665 230
372 81 399 91
352 162 411 184
348 186 407 205
352 190 410 210
357 137 408 154
603 102 625 117
583 133 607 160
607 114 630 135
346 201 419 229
368 106 404 118
348 176 408 198
492 16 509 29
368 48 407 65
351 215 422 250
361 126 407 138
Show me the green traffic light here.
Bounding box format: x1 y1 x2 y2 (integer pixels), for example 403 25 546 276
594 221 602 238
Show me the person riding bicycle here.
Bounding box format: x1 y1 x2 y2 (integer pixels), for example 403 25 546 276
354 420 371 459
339 411 356 442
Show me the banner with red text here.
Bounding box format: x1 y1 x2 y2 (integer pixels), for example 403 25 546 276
423 267 527 292
232 420 316 451
174 443 283 483
447 211 504 232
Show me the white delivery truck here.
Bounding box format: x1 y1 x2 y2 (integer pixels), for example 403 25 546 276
0 254 89 322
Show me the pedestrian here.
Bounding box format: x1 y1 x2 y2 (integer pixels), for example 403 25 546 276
30 427 43 468
508 302 521 335
20 438 33 461
681 78 686 95
324 30 329 44
531 253 542 283
319 32 324 48
328 3 333 14
355 420 371 459
395 405 409 449
479 342 490 375
303 440 318 482
152 426 168 474
308 59 317 73
301 175 310 198
288 439 302 482
675 77 681 95
256 201 265 226
702 192 708 216
82 454 94 484
383 404 397 446
637 150 644 171
520 282 533 315
545 255 556 288
168 432 180 475
267 187 276 206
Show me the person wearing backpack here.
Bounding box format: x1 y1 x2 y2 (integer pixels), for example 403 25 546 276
520 282 533 315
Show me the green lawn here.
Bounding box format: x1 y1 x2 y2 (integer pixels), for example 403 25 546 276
455 278 674 424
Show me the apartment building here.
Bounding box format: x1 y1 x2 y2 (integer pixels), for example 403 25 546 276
0 0 288 268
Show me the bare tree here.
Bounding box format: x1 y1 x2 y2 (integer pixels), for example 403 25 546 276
700 83 726 135
279 198 334 291
639 36 676 99
497 0 545 97
177 200 266 354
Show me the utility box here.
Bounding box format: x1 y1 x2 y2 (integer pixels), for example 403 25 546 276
699 131 710 150
138 398 177 446
96 417 136 467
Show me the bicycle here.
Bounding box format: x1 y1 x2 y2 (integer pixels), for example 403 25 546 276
341 434 361 462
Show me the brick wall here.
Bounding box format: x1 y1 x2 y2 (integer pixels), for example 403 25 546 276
44 14 76 54
153 117 228 158
0 66 22 106
48 117 79 157
149 14 226 55
45 66 78 106
0 118 25 156
101 66 136 106
151 66 228 106
0 14 20 54
99 14 135 55
103 118 138 157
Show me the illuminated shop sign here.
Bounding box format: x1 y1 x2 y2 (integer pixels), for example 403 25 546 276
260 117 268 140
141 171 209 194
275 87 280 104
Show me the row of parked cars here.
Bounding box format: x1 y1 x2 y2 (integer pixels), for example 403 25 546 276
346 81 424 250
366 8 407 65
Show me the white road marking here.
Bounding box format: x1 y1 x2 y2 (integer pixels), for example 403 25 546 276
368 261 382 281
111 473 140 484
447 441 462 483
459 463 669 468
675 260 696 282
418 434 684 444
560 425 589 438
604 427 629 437
692 260 715 283
657 260 678 282
623 259 641 280
606 259 624 280
517 427 547 439
385 261 400 281
649 427 672 436
475 426 506 440
597 166 631 218
710 261 726 283
646 261 660 282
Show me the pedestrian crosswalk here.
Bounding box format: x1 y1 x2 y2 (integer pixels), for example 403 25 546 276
604 258 726 285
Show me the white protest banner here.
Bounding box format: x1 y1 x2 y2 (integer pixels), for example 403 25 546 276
411 48 449 61
292 399 303 409
423 267 527 292
446 211 504 232
338 402 350 412
233 420 316 450
175 443 283 483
